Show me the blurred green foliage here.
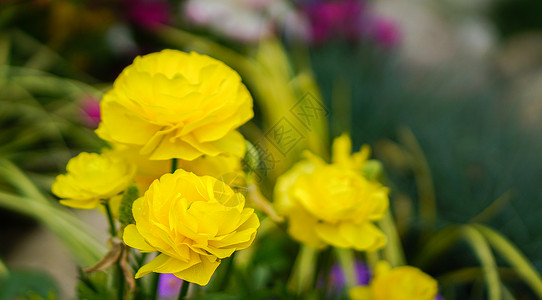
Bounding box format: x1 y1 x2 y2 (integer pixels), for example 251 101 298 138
0 270 58 300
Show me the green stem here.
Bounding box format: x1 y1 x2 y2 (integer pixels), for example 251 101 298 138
102 202 124 300
178 281 190 299
150 272 160 300
218 253 236 291
378 211 406 267
287 245 318 295
116 247 125 300
171 158 178 173
335 248 358 289
103 202 117 237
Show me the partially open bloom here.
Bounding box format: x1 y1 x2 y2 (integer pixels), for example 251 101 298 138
123 169 259 285
349 261 438 300
96 50 253 161
79 95 101 128
275 134 388 250
52 152 135 209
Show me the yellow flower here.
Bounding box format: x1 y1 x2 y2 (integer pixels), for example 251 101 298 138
96 49 253 161
52 152 135 209
123 169 259 285
349 261 438 300
106 144 245 192
275 134 389 250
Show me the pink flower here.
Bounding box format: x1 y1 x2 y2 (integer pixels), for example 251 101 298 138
365 16 401 49
79 96 101 128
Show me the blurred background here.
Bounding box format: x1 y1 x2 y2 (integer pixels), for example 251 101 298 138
1 0 542 299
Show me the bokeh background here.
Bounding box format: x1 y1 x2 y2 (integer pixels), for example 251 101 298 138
2 0 542 299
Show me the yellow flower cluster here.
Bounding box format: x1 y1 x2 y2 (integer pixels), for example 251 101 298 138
52 50 258 286
52 152 135 209
275 134 389 251
349 261 438 300
123 169 259 285
96 49 253 161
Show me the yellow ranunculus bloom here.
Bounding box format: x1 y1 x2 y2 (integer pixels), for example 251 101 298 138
96 49 253 161
52 152 135 209
349 261 438 300
123 169 260 286
106 144 245 192
275 134 389 250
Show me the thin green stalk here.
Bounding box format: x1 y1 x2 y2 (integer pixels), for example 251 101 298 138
150 273 160 300
172 158 178 173
378 211 406 267
178 281 190 299
287 245 318 295
103 202 123 300
218 253 236 291
470 191 513 224
117 247 125 300
335 248 358 289
398 127 436 229
366 251 380 271
103 202 117 237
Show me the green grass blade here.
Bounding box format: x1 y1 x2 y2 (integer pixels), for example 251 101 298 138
474 224 542 299
413 225 461 268
398 127 436 229
470 191 513 224
0 159 47 202
0 191 105 265
462 225 501 300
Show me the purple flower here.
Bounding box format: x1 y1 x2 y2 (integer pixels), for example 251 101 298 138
125 0 171 29
158 273 183 299
302 0 366 44
319 261 370 294
79 96 101 128
331 261 371 286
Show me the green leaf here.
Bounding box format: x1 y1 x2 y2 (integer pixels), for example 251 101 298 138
119 185 139 228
